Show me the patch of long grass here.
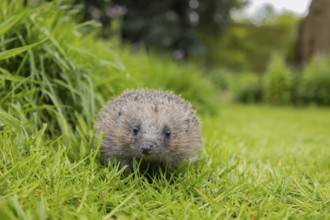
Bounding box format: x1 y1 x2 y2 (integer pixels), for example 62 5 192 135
0 1 138 162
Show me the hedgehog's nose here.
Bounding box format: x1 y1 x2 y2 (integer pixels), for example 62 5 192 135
140 143 154 155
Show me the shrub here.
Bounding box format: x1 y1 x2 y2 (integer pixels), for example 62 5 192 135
262 55 292 105
119 49 219 115
206 68 232 91
234 72 263 103
298 57 330 105
288 71 303 105
207 69 262 104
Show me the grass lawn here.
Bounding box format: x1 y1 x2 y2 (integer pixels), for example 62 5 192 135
0 104 329 219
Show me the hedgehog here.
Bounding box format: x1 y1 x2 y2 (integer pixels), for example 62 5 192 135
95 89 203 173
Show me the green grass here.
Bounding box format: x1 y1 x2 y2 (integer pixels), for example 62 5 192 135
1 104 329 219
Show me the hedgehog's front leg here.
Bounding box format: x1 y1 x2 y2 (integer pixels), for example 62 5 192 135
118 158 133 174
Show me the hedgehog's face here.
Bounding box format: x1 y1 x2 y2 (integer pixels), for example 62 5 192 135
116 104 191 160
129 121 171 158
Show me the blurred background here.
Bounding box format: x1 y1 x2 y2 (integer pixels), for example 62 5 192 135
76 0 330 107
1 0 330 136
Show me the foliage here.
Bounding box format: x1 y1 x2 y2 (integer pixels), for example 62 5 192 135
214 55 330 106
209 69 262 104
77 0 246 57
201 11 299 71
262 55 330 106
119 49 218 114
262 55 292 105
298 57 330 105
234 72 263 103
288 71 303 105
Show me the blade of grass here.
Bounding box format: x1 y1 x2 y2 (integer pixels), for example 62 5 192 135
0 38 48 60
0 14 24 37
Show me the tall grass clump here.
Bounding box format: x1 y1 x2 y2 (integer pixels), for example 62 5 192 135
0 1 133 146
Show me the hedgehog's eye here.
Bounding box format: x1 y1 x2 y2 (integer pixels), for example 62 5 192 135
132 126 140 136
164 128 171 138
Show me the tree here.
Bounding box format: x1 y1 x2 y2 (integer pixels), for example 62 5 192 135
296 0 330 63
202 8 299 72
77 0 246 58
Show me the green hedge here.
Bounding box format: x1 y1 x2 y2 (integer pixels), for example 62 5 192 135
214 55 330 106
298 57 330 105
263 55 292 105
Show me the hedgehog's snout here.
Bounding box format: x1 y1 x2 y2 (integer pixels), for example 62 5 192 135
140 142 154 155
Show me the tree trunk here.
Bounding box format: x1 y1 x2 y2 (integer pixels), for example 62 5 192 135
297 0 330 63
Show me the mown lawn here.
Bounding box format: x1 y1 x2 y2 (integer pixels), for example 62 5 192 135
0 104 329 219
